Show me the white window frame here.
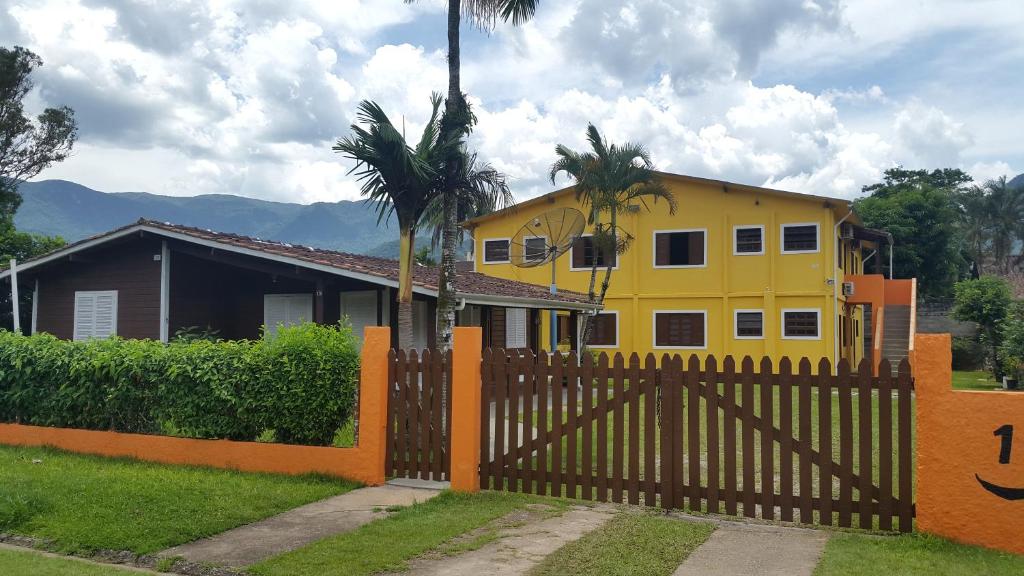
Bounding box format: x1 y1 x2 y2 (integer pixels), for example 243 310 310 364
781 308 822 340
570 233 620 272
586 310 619 349
652 309 707 350
482 238 511 264
780 223 820 254
652 228 709 269
732 225 765 256
522 235 549 264
73 290 119 341
733 309 765 340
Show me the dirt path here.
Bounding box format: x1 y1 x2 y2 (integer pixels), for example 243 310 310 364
159 481 444 568
396 504 614 576
672 521 829 576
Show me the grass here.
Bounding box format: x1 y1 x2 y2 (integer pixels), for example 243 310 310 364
528 511 714 576
0 547 141 575
814 532 1024 575
951 370 1001 391
251 490 568 576
0 445 357 555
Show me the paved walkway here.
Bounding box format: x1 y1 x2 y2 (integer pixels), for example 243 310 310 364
159 481 444 568
672 520 829 576
397 504 614 576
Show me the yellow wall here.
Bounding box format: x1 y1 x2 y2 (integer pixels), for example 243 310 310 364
470 175 866 367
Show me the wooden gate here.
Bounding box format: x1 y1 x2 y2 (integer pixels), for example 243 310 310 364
386 349 451 481
480 350 914 532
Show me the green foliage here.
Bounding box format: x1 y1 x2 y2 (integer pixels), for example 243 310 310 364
0 322 360 445
998 302 1024 382
951 336 987 371
855 168 969 298
0 227 65 331
953 276 1014 379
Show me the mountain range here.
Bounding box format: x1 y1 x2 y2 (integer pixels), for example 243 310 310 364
12 180 411 257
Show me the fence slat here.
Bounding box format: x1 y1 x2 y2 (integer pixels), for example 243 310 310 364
409 350 422 481
643 354 657 507
521 350 535 494
581 354 594 501
566 352 579 499
551 352 564 498
673 355 686 510
857 358 874 529
660 354 674 510
705 355 720 515
596 353 609 502
612 354 626 503
759 357 775 520
818 358 833 526
431 350 444 481
798 358 813 524
507 351 521 491
723 356 738 516
536 351 549 496
480 349 493 489
493 349 507 492
741 356 756 518
444 350 452 480
878 359 893 531
687 355 701 512
396 350 409 478
419 349 433 480
628 353 641 505
838 359 854 527
779 357 794 522
386 350 398 477
897 359 913 533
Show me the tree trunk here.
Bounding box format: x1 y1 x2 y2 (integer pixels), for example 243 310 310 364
435 0 462 353
597 212 618 304
579 222 604 355
398 226 416 350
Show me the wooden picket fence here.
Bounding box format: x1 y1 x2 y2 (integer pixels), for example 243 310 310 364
385 349 452 481
479 350 914 532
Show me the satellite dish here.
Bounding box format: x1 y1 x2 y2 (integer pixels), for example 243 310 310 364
509 207 586 351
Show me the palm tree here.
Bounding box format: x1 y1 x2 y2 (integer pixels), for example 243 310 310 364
958 186 991 276
983 176 1024 274
405 0 540 352
333 94 455 349
419 151 514 251
551 124 677 351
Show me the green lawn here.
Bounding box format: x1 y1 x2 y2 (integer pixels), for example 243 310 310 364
951 370 1001 391
528 511 714 576
251 491 568 576
815 532 1024 575
0 445 357 555
0 547 141 575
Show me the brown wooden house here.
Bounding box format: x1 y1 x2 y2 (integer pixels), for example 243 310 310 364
0 219 598 350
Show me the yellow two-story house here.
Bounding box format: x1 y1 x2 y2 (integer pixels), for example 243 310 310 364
462 172 913 372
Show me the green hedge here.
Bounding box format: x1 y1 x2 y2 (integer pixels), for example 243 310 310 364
0 323 360 446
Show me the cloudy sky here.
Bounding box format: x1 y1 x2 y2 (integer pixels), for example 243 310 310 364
4 0 1022 204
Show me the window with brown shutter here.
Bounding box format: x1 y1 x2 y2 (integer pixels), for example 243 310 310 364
782 309 820 339
524 237 547 262
586 312 617 347
654 311 705 348
734 226 763 254
734 310 763 338
571 236 616 269
781 224 818 253
653 230 706 267
483 239 510 263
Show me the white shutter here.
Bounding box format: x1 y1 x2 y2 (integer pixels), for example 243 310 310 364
412 300 429 351
74 291 118 341
263 294 313 337
341 290 379 349
505 308 527 349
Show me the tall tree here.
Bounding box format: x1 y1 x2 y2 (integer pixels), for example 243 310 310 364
333 94 456 349
854 167 970 298
409 0 539 352
0 46 77 228
419 151 513 251
551 124 677 351
981 176 1024 274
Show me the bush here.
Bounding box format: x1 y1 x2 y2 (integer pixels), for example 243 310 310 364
0 323 360 446
953 276 1014 379
999 303 1024 383
951 336 987 371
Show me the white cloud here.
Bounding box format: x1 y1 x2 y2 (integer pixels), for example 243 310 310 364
893 102 974 168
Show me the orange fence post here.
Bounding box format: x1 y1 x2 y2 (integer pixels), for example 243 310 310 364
916 332 1024 555
450 327 483 492
356 326 391 486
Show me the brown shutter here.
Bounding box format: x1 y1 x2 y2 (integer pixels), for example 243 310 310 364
490 307 505 348
655 233 669 266
688 313 705 347
689 232 704 265
572 238 585 268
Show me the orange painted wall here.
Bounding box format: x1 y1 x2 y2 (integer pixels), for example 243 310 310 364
450 327 483 492
0 327 392 486
916 333 1024 555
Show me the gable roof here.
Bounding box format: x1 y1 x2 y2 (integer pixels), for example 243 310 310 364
0 219 598 311
462 171 860 227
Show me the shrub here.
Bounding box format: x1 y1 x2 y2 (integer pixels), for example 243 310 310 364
951 336 987 371
0 323 360 446
953 276 1014 379
999 303 1024 383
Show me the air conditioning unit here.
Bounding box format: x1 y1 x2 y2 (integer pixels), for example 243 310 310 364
842 281 856 296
